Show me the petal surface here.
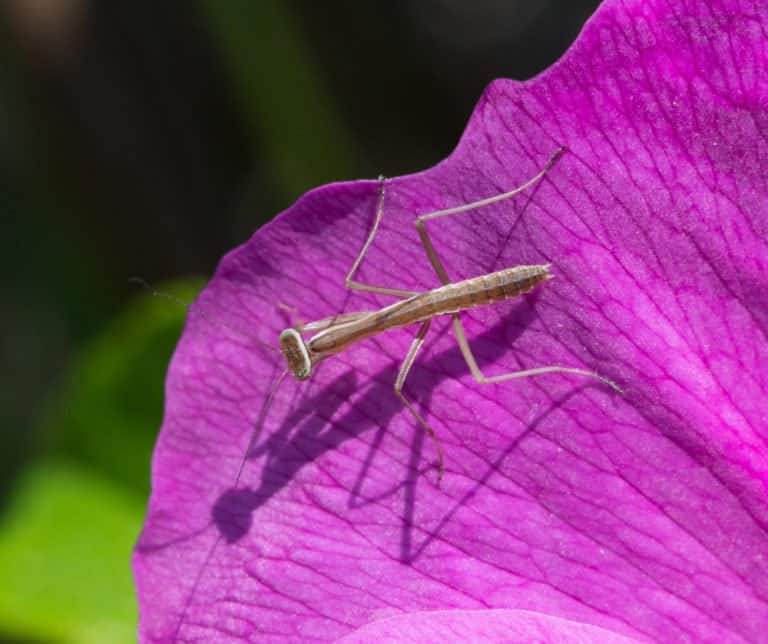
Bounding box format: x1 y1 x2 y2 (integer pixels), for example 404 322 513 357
134 1 768 642
336 609 641 643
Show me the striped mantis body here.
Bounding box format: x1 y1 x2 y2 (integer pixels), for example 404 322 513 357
241 147 621 484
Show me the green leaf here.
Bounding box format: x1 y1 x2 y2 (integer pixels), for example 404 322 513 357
41 279 203 496
0 460 144 644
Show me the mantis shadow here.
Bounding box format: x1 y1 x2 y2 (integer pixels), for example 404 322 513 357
213 292 546 544
343 299 603 564
398 386 585 564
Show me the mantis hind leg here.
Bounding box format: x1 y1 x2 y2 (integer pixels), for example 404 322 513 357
451 314 622 393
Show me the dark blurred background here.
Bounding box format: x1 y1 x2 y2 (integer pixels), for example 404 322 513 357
0 1 599 641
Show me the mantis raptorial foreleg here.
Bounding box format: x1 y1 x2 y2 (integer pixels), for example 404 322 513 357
302 311 372 333
277 303 305 332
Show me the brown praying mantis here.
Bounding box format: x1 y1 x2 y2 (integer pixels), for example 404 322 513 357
236 146 621 485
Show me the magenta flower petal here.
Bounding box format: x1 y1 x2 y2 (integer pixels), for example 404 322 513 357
336 609 641 643
134 0 768 642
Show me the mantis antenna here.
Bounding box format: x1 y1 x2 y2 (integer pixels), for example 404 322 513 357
128 276 279 355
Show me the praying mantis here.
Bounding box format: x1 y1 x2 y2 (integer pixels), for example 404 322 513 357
238 146 621 485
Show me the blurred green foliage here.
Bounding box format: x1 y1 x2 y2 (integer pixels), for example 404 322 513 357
0 281 193 642
200 0 357 196
0 461 143 644
43 281 203 497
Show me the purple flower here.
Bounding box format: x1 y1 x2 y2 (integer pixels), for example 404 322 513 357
133 0 768 641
